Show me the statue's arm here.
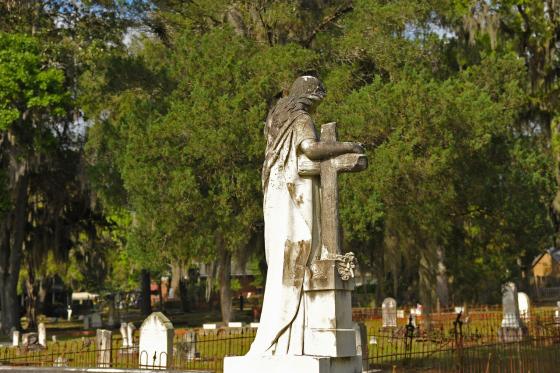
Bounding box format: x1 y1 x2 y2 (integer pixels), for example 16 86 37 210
300 139 364 161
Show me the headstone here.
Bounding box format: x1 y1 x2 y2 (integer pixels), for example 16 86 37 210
454 307 464 314
555 301 560 324
67 306 72 321
52 335 57 343
228 322 243 328
12 330 20 347
91 313 103 328
353 322 368 372
138 312 174 369
127 322 136 347
22 332 38 347
517 292 530 321
120 322 129 348
83 315 91 330
499 282 526 342
203 323 217 330
183 331 197 360
38 323 47 347
249 322 260 328
396 310 405 319
96 329 112 368
501 282 521 328
381 298 397 328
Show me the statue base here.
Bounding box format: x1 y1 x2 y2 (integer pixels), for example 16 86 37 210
303 259 356 357
223 355 362 373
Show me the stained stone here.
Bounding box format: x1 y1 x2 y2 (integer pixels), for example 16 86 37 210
381 298 397 328
127 322 136 347
96 329 112 368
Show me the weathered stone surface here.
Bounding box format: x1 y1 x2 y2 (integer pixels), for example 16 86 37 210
138 312 173 369
501 282 521 328
96 329 112 368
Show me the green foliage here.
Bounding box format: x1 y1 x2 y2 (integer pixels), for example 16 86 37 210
0 33 67 130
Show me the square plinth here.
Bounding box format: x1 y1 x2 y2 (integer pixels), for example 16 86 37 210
224 355 362 373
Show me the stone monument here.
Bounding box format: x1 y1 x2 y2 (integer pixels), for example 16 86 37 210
382 297 397 328
498 282 526 342
224 76 366 373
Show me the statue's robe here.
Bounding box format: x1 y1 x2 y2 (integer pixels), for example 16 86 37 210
248 109 321 355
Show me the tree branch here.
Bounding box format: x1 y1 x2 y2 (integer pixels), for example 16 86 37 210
303 5 353 48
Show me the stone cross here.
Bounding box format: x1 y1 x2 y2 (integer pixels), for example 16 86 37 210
382 298 397 328
298 122 367 256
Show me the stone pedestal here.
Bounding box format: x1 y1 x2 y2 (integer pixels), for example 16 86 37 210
303 259 356 357
224 355 362 373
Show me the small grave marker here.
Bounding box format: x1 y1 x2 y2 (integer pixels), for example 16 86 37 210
381 297 397 328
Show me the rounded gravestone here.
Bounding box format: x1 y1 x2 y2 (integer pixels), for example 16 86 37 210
138 312 174 369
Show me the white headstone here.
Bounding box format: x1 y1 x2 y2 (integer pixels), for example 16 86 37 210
96 329 112 368
38 323 46 347
249 322 260 328
120 323 129 348
203 323 217 330
517 292 530 321
501 282 521 328
138 312 174 369
454 306 464 314
12 330 20 347
381 298 397 328
67 306 72 321
396 309 405 319
228 322 243 328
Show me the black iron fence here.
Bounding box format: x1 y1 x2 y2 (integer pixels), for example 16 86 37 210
1 308 559 373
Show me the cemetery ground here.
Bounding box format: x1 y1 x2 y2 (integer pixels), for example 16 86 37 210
1 304 560 372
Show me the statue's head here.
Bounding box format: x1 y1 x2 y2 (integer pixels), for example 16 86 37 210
288 76 326 110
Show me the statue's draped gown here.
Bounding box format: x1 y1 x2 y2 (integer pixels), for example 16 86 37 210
248 100 321 355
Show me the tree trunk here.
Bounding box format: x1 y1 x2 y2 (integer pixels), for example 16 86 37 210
218 248 233 323
139 269 152 316
170 262 182 299
25 276 37 330
0 171 28 334
435 247 449 308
